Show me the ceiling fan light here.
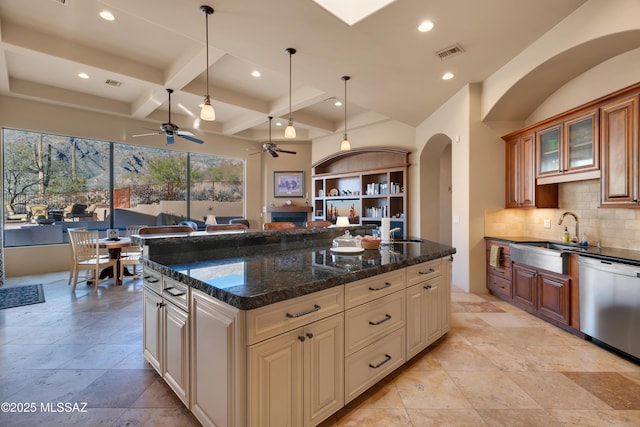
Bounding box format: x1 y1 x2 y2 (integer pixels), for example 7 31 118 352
284 119 296 138
200 96 215 121
341 135 351 151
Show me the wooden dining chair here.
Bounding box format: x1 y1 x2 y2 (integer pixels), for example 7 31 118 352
68 229 118 291
119 225 145 282
67 227 88 285
305 220 332 228
263 221 297 230
206 223 248 231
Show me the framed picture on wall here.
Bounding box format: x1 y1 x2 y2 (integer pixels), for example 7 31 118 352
274 171 304 198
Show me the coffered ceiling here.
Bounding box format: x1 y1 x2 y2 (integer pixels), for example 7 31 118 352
0 0 587 143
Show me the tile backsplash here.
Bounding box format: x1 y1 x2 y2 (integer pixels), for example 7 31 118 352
485 179 640 250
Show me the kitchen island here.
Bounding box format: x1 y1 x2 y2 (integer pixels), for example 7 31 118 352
138 227 456 427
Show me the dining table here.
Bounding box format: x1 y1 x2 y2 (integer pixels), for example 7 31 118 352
97 237 134 285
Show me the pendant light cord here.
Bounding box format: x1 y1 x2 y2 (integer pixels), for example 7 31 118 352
205 12 209 99
288 50 292 119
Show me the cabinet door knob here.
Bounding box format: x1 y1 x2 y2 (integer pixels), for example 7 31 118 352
298 336 306 342
306 332 314 339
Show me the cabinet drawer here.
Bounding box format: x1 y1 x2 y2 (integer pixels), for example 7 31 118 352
487 273 512 300
345 327 405 403
247 286 344 345
406 259 442 287
143 268 162 295
487 254 512 280
345 269 405 309
345 291 405 355
163 276 189 312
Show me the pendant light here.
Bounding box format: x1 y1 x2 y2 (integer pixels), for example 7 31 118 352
340 75 351 151
284 48 297 138
200 5 215 121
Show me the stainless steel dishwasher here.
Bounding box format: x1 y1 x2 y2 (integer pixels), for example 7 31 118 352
579 257 640 360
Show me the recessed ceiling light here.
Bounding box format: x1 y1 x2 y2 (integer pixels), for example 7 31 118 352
78 73 89 79
99 11 115 21
275 122 283 127
418 20 434 32
442 72 454 80
334 100 343 107
251 70 261 78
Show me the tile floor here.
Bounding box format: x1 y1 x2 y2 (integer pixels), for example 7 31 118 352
1 272 639 427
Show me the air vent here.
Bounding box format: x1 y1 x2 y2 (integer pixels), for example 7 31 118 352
105 79 122 87
51 0 67 5
435 43 464 60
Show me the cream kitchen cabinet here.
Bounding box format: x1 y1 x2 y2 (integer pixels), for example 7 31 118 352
247 313 344 427
142 270 190 406
406 258 450 359
190 288 245 427
144 255 453 427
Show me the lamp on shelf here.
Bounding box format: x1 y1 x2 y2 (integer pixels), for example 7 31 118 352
284 47 297 138
200 5 215 121
340 75 351 151
336 216 350 227
205 214 217 225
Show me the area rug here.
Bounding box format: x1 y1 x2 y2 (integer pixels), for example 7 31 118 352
0 284 45 310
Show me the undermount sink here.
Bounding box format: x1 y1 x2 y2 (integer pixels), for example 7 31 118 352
509 242 571 274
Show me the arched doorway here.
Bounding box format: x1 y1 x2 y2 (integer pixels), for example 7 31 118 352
419 133 452 245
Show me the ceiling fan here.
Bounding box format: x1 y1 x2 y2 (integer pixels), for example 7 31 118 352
132 89 203 145
251 116 296 158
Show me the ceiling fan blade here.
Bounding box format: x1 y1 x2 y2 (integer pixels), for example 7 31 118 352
177 133 204 144
166 134 175 144
132 131 162 138
274 148 297 155
269 150 279 158
176 130 195 137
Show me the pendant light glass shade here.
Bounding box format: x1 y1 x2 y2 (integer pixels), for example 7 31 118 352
201 95 215 121
340 75 351 151
200 5 215 121
285 48 296 138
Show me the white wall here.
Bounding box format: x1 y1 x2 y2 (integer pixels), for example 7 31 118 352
415 87 471 291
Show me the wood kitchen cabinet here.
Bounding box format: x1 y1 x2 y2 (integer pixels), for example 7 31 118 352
600 94 639 207
512 262 570 326
536 110 599 184
505 133 558 208
485 239 513 300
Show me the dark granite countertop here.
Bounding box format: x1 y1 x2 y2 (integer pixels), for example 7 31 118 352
485 235 640 266
139 228 456 310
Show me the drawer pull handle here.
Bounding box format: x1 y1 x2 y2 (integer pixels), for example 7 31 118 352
423 285 432 290
418 268 436 275
286 304 321 318
156 302 165 308
369 354 392 369
369 314 392 326
146 277 159 283
369 282 392 291
163 287 185 297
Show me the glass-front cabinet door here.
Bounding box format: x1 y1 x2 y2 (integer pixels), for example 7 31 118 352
536 110 598 182
537 124 562 176
565 111 598 172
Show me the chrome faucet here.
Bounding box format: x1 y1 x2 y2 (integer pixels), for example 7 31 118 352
558 211 579 243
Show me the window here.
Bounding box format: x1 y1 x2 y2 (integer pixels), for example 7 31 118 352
3 128 245 247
